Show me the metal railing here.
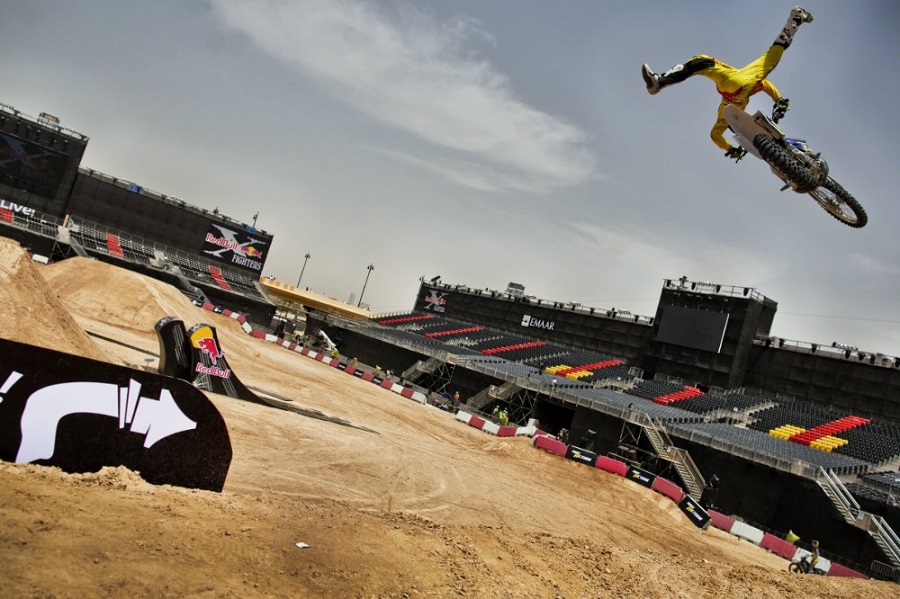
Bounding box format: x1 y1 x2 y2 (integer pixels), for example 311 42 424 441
817 467 900 568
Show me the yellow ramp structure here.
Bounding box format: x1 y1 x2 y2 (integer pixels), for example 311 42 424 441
260 278 374 321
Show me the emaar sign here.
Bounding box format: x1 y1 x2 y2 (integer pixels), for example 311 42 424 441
521 314 555 331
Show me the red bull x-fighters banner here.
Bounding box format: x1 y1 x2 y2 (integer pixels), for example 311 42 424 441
200 222 271 273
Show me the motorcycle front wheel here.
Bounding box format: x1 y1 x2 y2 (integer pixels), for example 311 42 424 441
753 133 817 192
788 562 803 573
807 177 868 228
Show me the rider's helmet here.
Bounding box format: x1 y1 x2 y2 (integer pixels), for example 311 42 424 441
811 540 819 548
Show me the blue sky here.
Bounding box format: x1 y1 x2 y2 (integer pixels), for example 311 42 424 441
1 1 897 355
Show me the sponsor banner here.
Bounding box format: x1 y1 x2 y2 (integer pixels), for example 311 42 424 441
200 222 271 273
0 198 38 222
566 445 598 467
0 337 232 491
626 465 657 488
521 313 556 331
420 287 447 313
0 132 70 194
678 495 712 529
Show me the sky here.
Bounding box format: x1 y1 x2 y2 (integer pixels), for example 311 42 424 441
1 1 898 356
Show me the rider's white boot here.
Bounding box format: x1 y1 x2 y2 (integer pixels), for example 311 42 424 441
642 64 661 94
642 63 686 95
775 6 814 47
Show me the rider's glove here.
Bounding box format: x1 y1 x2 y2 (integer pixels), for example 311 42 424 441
772 97 790 123
725 147 747 162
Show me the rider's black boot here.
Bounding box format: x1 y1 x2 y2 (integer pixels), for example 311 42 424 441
642 63 691 94
643 56 716 95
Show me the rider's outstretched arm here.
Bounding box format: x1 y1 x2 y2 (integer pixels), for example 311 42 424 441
760 79 782 101
710 103 734 151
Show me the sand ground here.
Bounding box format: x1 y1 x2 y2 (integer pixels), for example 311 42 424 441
0 238 896 597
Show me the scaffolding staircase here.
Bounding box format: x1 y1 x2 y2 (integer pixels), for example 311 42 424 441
401 356 442 382
466 381 519 413
626 410 705 498
401 354 456 396
817 468 900 569
68 238 90 258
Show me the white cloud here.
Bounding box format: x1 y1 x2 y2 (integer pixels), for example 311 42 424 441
569 221 785 288
209 0 597 192
850 252 900 276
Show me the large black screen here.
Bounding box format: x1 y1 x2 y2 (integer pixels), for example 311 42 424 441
0 132 69 197
654 305 729 353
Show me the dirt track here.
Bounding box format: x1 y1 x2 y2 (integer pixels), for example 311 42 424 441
1 238 896 597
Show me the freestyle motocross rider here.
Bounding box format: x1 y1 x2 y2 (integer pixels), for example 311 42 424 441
641 6 814 160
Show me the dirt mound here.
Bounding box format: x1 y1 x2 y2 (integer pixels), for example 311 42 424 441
42 255 206 334
41 255 247 361
0 237 107 361
1 253 896 597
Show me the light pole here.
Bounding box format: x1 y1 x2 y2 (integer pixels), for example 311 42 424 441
358 263 374 307
296 253 310 287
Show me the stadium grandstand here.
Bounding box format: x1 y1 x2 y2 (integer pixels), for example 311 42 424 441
0 102 283 326
307 280 900 578
1 100 898 580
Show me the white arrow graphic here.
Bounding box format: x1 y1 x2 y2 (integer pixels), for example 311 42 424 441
130 389 197 449
15 379 197 463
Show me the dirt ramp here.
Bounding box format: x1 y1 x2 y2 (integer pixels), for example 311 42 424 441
42 256 251 351
41 256 205 332
0 237 106 361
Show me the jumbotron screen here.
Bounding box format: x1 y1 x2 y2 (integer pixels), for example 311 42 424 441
0 132 70 197
654 305 730 354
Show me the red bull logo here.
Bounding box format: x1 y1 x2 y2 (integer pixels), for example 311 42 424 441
194 363 231 379
243 246 262 258
190 326 223 362
196 337 222 361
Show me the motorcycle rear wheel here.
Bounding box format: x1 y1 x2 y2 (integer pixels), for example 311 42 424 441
753 133 817 193
807 177 868 228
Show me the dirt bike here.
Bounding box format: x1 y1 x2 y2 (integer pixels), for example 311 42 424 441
723 104 867 228
788 555 826 575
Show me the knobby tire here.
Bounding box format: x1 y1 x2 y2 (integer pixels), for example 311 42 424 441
808 177 868 228
753 133 817 192
753 134 867 228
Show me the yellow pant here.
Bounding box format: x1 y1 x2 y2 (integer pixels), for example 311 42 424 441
690 45 784 150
